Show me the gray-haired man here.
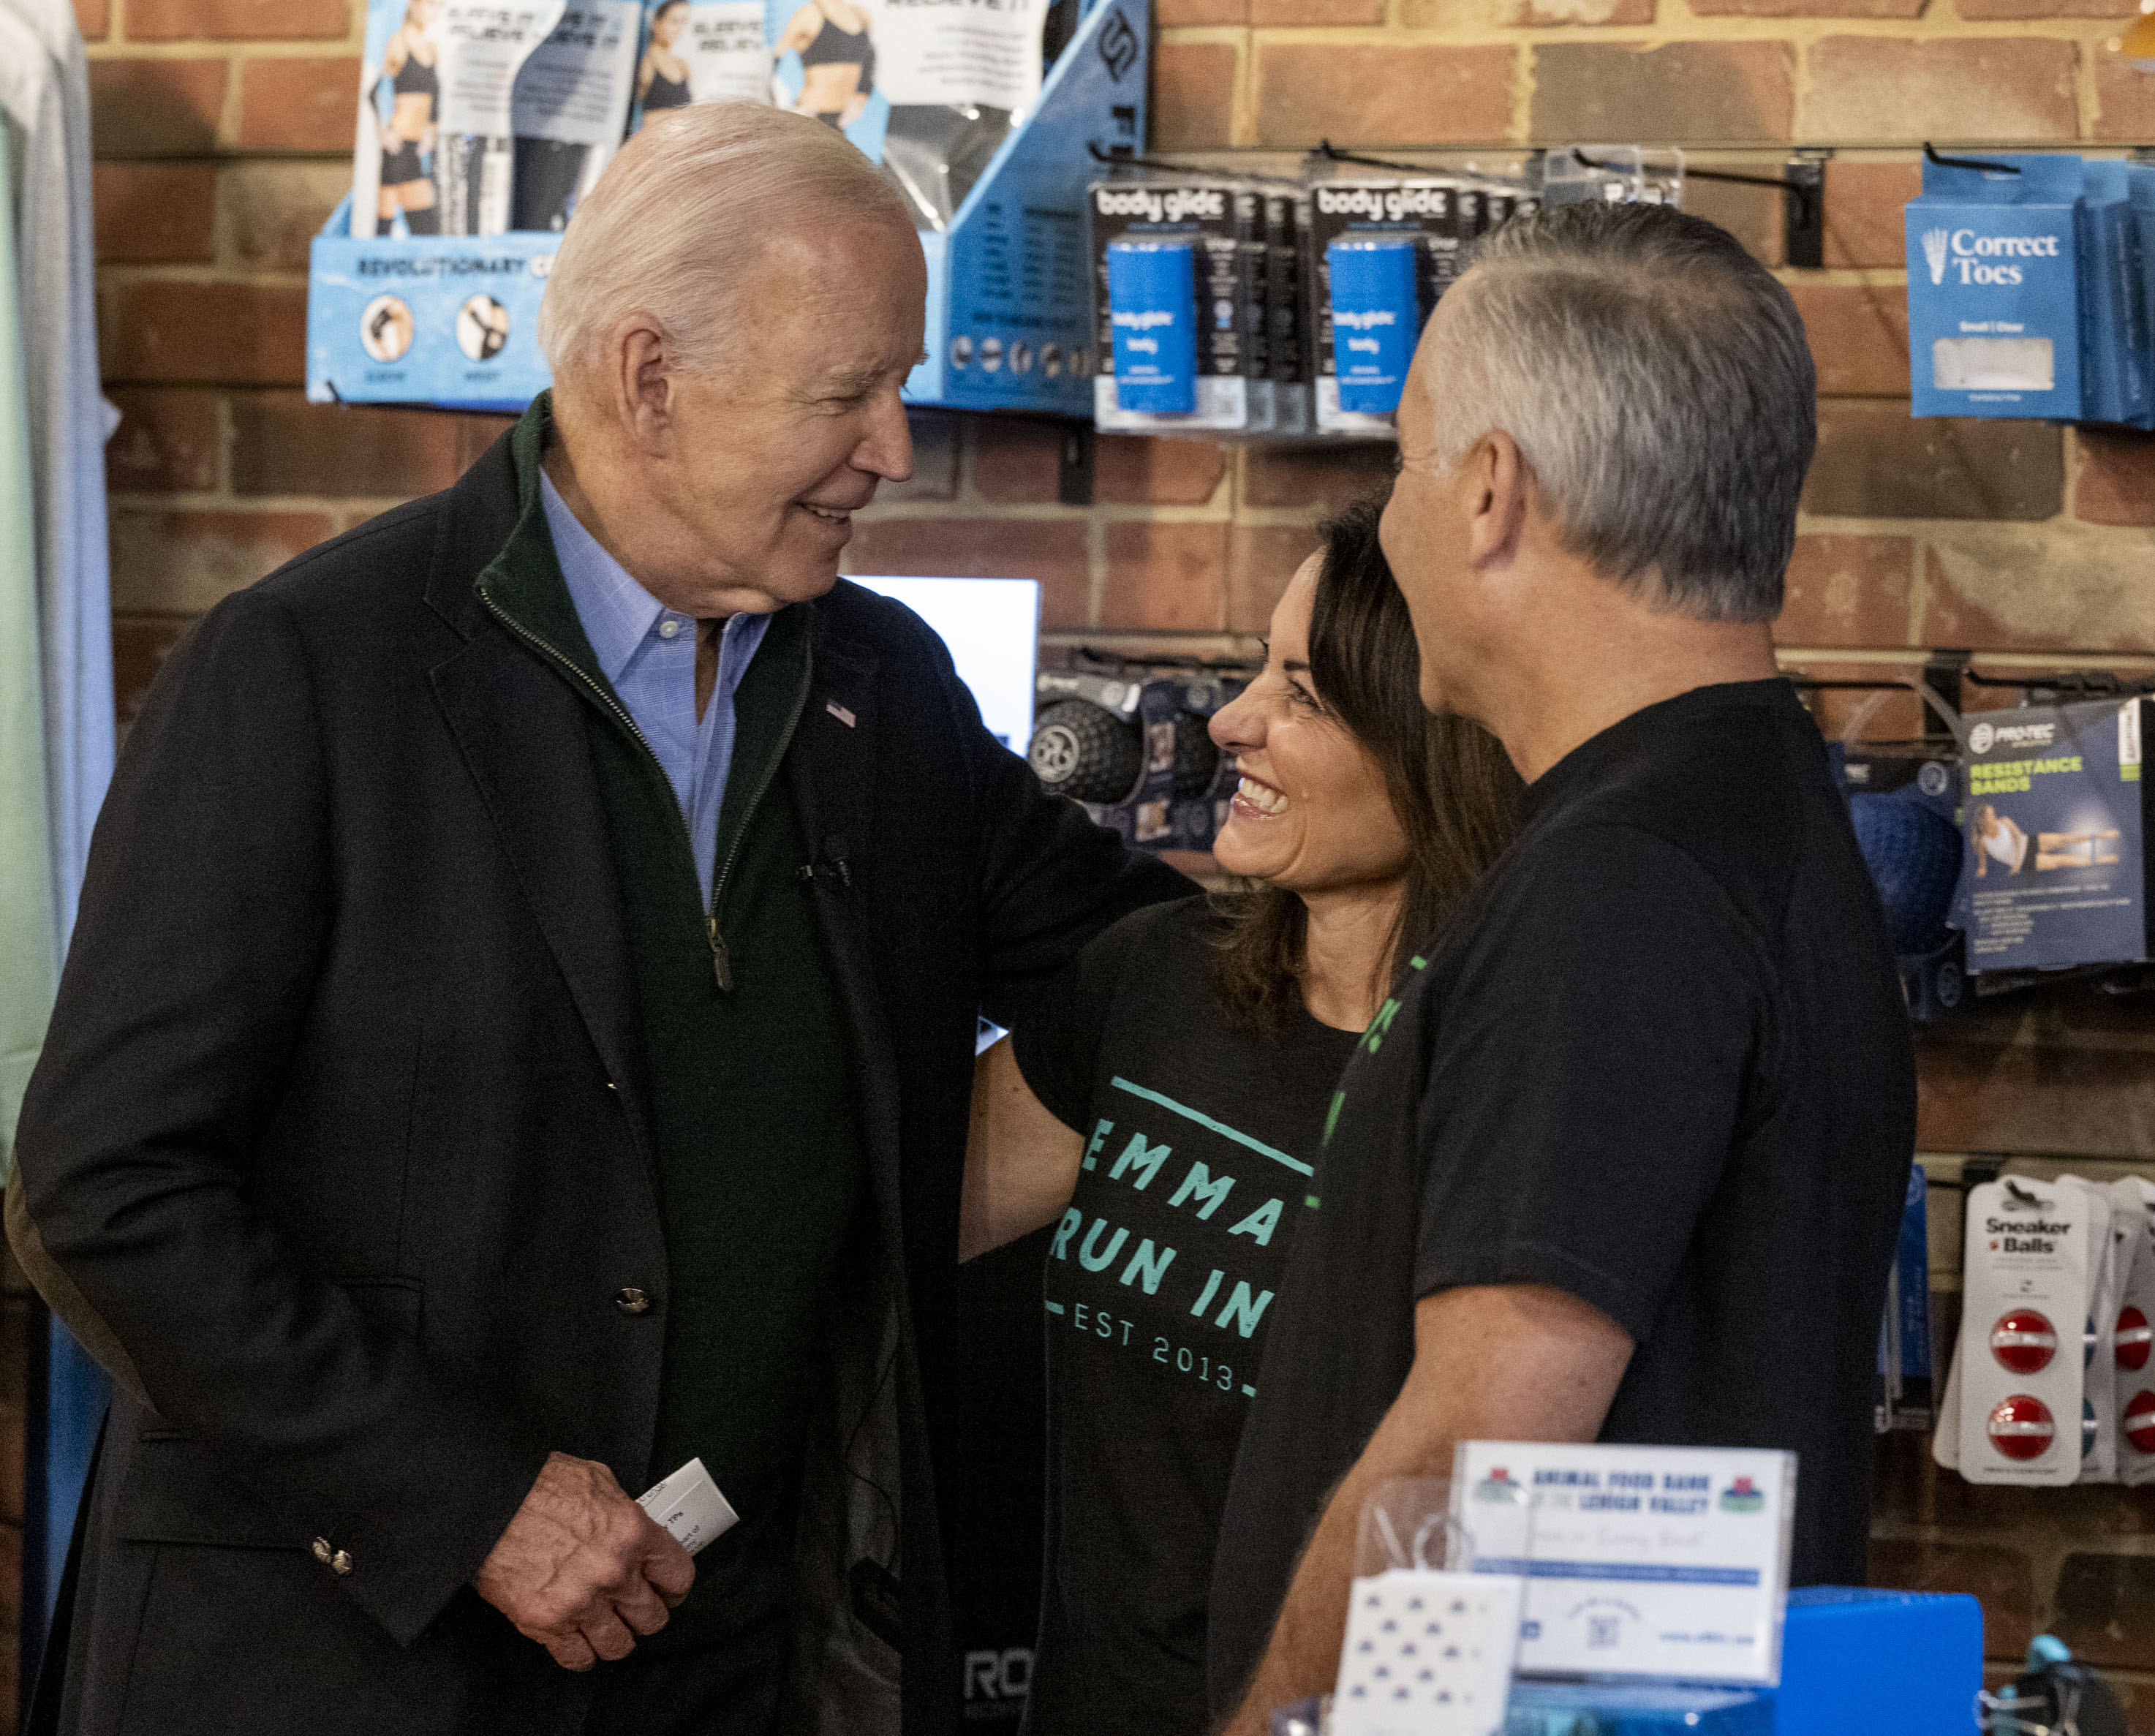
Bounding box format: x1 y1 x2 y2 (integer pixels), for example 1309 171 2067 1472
1207 201 1916 1729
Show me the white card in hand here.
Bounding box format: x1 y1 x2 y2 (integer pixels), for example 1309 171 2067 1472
637 1457 739 1556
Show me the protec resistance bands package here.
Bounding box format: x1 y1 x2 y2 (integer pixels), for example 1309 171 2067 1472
1090 177 1273 433
353 0 567 238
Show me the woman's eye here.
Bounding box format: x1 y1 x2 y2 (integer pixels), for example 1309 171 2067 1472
1286 681 1320 712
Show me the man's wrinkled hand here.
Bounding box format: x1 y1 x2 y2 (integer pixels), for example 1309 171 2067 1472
476 1452 695 1670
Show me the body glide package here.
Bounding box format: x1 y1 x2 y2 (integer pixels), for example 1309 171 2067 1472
1305 178 1469 435
1091 177 1272 432
1953 697 2151 973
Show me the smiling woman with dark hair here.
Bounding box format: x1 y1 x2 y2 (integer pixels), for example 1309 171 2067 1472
960 499 1520 1736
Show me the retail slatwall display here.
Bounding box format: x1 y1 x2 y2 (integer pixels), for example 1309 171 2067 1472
309 0 1151 411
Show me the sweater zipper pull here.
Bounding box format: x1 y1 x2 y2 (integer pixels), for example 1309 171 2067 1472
707 917 733 992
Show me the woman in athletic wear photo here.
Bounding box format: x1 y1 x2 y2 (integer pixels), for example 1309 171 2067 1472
637 0 693 113
960 502 1520 1736
375 0 442 234
774 0 875 129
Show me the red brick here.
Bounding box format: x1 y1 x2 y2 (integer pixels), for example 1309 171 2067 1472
1789 284 1909 397
104 281 308 387
238 57 363 151
112 614 197 733
1961 0 2132 16
846 518 1090 629
94 164 216 265
1871 1424 2155 1536
1800 39 2078 145
1158 0 1245 20
1694 0 1914 16
1530 42 1794 143
973 420 1063 504
129 0 347 36
1925 528 2155 652
1804 402 2061 521
88 59 227 159
1229 524 1323 635
1152 44 1236 154
106 388 223 494
1784 659 1925 741
222 161 352 273
1866 1537 2034 1656
1917 1035 2155 1157
2075 428 2155 527
74 0 107 41
1243 442 1396 512
1253 0 1381 23
1680 176 1781 267
884 411 959 503
1096 437 1226 507
1254 45 1514 149
2095 54 2155 141
108 510 335 614
230 393 467 499
1102 521 1230 631
1823 161 1921 271
1774 535 1914 647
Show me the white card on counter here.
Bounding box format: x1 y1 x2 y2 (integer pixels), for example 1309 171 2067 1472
637 1457 738 1555
1330 1569 1525 1736
1450 1441 1794 1686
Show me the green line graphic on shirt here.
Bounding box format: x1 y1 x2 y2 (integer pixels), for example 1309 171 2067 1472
1109 1076 1313 1177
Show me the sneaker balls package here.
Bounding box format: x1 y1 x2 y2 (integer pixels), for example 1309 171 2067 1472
1958 1175 2094 1486
510 0 641 231
1907 152 2088 422
1954 697 2151 973
353 0 568 238
2116 1179 2155 1484
2058 1175 2118 1480
1090 178 1272 432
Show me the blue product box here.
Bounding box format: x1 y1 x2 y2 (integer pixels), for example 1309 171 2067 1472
1326 239 1418 415
1906 153 2087 421
1775 1588 1982 1735
1954 696 2152 972
2079 159 2151 426
1106 241 1199 414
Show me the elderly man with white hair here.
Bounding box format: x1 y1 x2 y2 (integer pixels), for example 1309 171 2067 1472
1204 200 1917 1732
10 105 1182 1736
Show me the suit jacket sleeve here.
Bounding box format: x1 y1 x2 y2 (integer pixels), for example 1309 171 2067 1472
904 624 1190 1027
12 588 552 1648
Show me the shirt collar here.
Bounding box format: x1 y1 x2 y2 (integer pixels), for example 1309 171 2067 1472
538 469 666 688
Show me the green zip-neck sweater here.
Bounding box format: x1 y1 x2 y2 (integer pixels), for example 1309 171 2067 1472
477 399 867 1651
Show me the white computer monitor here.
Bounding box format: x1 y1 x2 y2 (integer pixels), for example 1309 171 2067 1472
849 575 1041 752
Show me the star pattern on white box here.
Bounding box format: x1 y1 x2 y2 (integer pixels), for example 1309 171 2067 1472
1329 1571 1525 1736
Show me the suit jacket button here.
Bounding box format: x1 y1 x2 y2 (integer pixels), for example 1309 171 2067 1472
331 1550 354 1576
312 1537 333 1565
615 1287 651 1314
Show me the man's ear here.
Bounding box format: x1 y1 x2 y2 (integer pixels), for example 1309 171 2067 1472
611 321 675 453
1465 429 1529 570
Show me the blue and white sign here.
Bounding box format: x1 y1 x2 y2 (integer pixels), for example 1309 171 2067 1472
1449 1441 1795 1686
1326 238 1417 415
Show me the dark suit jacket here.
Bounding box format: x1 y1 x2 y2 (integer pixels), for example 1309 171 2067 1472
10 421 1185 1736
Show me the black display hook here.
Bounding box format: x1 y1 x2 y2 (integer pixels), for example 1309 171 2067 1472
1569 146 1830 268
1924 141 2021 174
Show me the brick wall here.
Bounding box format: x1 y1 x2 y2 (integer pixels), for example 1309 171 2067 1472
58 0 2155 1720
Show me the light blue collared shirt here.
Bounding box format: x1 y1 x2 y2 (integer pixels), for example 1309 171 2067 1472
541 472 770 905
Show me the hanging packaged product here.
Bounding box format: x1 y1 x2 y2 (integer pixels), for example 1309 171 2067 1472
2058 1174 2118 1480
1954 697 2150 973
630 0 767 128
1304 178 1467 434
1264 187 1311 437
2116 1179 2155 1484
1878 1163 1936 1433
1958 1174 2093 1486
2077 160 2152 428
510 0 641 231
1906 153 2089 422
352 0 569 238
1090 178 1272 433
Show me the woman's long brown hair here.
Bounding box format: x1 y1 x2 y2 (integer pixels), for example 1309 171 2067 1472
1212 499 1521 1033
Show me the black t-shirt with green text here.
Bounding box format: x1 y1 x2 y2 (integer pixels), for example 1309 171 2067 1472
1011 896 1360 1736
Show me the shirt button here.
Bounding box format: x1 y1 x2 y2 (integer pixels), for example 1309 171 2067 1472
615 1287 652 1315
658 618 682 639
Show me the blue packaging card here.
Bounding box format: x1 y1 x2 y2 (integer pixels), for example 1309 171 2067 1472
2080 159 2150 426
1326 238 1418 414
1906 154 2086 420
1106 241 1198 415
2129 164 2155 429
